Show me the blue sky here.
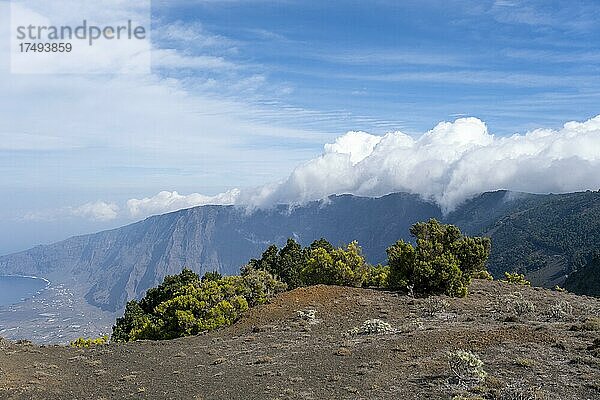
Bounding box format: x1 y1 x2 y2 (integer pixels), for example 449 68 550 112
152 0 600 133
1 0 600 254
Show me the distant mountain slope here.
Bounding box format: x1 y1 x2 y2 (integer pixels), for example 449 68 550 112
565 255 600 295
448 191 600 287
0 193 441 311
1 190 600 313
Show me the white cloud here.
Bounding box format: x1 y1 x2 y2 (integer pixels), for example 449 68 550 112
0 132 77 151
71 201 120 221
127 189 240 218
117 115 600 218
272 115 600 211
159 20 237 50
152 50 237 70
24 201 119 221
29 114 600 221
323 131 382 165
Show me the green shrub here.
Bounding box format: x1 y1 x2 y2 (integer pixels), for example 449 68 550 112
246 238 332 289
387 219 491 297
201 271 223 282
111 300 151 342
300 241 367 287
238 267 288 307
249 238 387 289
112 268 286 342
363 264 390 288
502 272 531 286
472 270 493 281
70 335 109 348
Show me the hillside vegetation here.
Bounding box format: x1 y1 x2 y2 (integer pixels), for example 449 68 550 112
566 254 600 295
112 219 489 342
2 191 600 345
2 190 600 322
455 191 600 291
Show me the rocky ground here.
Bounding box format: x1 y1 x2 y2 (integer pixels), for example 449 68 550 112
1 280 599 400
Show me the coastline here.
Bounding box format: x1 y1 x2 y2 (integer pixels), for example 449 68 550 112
0 275 51 306
0 274 50 286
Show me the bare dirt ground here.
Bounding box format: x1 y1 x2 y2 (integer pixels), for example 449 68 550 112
1 280 599 400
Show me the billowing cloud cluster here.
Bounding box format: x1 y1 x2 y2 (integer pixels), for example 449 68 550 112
104 114 600 219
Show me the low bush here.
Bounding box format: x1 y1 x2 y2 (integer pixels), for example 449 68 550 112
447 349 487 384
502 272 531 286
70 335 109 348
472 270 494 281
581 317 600 331
348 319 396 335
498 382 551 400
422 297 450 316
547 300 573 320
512 299 536 316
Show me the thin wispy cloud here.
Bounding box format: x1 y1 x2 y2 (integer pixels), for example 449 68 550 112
25 201 119 222
490 1 600 32
325 70 598 89
308 49 468 67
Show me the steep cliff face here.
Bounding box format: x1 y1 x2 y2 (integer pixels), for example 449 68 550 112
2 190 600 313
0 193 441 311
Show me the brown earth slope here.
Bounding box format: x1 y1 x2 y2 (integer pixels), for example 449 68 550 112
1 280 599 400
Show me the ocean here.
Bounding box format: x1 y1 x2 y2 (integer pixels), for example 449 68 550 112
0 275 48 306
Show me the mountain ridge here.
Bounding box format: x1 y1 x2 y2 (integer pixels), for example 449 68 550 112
0 192 442 311
1 190 599 315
